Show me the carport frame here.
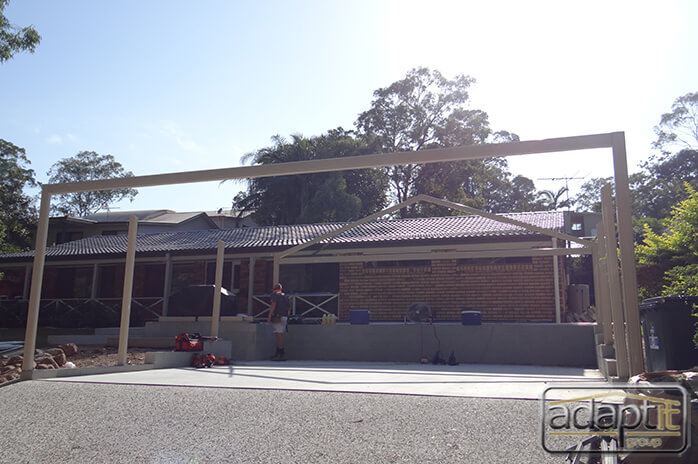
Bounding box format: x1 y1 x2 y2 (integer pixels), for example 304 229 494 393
21 131 643 377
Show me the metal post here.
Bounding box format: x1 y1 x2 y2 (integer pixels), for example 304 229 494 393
601 185 630 379
21 189 51 377
211 240 224 337
552 237 561 323
162 253 172 316
247 257 256 316
117 216 138 366
611 133 644 375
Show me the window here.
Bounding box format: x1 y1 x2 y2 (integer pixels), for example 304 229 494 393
141 264 165 297
55 267 92 298
279 263 339 293
205 262 240 291
171 263 201 293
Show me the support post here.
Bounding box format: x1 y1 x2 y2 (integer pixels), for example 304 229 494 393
90 263 99 300
597 231 614 346
273 255 280 286
22 264 31 300
592 240 612 345
601 185 630 379
162 253 172 316
211 240 225 337
611 133 644 375
21 190 51 377
247 257 256 316
552 237 561 323
117 216 138 366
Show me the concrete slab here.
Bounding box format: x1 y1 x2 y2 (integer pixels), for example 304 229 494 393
42 361 607 400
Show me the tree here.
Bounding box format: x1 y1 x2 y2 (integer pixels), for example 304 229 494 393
536 186 571 211
636 184 698 343
47 151 138 216
632 149 698 220
0 139 37 251
0 0 40 63
233 131 387 225
356 67 512 217
653 91 698 154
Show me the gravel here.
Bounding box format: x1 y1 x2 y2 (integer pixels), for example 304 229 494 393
1 381 562 463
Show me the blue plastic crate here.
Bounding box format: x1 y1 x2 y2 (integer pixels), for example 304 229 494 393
461 310 481 325
349 308 370 324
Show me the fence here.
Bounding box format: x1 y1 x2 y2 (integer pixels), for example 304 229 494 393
251 292 339 320
0 297 163 328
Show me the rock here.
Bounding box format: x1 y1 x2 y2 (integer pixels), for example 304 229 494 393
0 355 8 366
0 367 20 383
34 353 59 369
7 355 23 366
1 364 16 374
45 348 67 367
59 343 78 357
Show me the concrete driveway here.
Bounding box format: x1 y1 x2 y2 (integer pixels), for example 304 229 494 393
42 361 606 400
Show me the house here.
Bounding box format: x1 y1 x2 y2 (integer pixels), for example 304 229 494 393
48 210 220 245
0 209 599 326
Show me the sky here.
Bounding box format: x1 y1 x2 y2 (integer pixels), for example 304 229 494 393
1 0 696 215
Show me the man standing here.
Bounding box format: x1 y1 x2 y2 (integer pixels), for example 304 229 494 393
267 283 290 361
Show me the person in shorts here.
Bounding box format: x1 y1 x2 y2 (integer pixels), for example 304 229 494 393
267 283 290 361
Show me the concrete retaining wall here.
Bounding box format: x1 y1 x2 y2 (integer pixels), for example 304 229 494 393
286 322 596 367
143 320 596 367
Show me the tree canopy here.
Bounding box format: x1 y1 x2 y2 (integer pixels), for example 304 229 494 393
0 0 40 63
233 130 387 226
653 91 698 154
47 151 138 217
636 184 698 302
234 68 547 224
0 139 36 251
355 67 525 217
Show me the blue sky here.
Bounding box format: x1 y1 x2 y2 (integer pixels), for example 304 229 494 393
2 0 696 214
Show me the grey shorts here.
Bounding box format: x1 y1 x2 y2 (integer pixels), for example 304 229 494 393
272 316 288 334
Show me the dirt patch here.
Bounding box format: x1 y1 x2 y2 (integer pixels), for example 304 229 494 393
67 345 150 368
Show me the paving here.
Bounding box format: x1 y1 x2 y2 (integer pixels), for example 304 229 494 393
1 362 609 463
42 360 606 400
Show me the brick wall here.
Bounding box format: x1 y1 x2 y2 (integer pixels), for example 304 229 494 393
338 257 567 322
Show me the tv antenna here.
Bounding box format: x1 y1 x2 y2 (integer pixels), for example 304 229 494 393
537 175 585 207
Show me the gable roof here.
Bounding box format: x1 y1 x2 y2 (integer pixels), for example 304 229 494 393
0 211 563 262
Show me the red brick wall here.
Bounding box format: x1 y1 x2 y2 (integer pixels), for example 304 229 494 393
338 257 567 322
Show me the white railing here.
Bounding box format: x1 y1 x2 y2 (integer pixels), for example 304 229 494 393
252 292 339 320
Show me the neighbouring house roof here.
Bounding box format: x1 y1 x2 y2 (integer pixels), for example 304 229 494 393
0 211 564 262
83 210 174 222
53 210 211 226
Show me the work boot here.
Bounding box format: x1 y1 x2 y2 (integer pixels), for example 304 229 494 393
271 348 286 361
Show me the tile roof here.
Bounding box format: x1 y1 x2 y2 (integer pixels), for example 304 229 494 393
0 211 563 262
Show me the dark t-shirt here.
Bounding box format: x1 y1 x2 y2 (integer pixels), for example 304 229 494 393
271 291 290 317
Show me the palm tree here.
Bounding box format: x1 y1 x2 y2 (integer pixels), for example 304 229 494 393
537 186 571 211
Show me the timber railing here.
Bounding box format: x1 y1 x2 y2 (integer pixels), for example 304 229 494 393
251 292 339 320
